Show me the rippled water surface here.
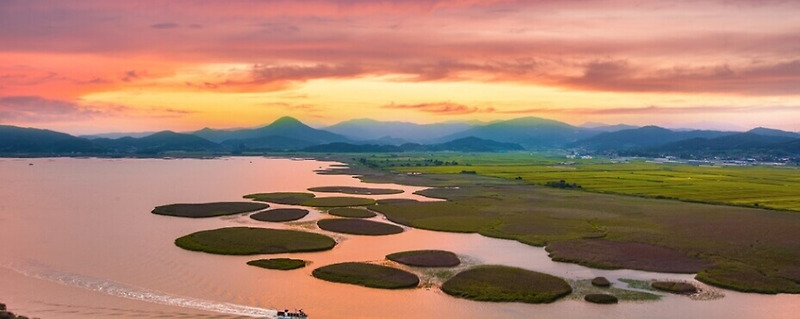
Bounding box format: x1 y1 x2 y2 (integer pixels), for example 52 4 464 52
1 157 798 318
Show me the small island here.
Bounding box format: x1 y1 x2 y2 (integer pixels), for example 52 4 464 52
591 276 611 287
386 250 461 267
250 208 309 222
175 227 336 255
584 293 619 304
651 281 698 294
247 258 307 270
244 192 316 205
312 262 420 289
301 196 377 207
441 265 572 303
308 186 404 195
152 202 269 218
317 219 403 235
328 207 378 218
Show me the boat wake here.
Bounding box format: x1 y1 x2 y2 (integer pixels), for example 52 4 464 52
3 261 277 318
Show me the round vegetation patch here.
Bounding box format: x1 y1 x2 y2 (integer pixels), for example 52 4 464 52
591 277 611 287
308 186 404 195
244 192 316 205
247 258 306 270
301 197 377 207
152 202 269 218
250 208 309 222
651 281 698 294
312 262 419 289
175 227 336 255
328 207 377 218
376 198 419 205
317 219 403 236
386 250 461 267
441 265 572 304
584 294 618 304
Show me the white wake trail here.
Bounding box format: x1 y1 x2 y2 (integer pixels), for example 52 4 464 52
4 261 277 318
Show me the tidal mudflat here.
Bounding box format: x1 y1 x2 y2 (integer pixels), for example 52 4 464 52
2 157 800 319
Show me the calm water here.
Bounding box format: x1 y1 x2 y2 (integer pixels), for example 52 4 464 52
1 157 798 319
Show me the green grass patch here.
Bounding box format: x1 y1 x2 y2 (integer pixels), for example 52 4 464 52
328 207 377 218
152 202 268 218
301 196 377 207
312 262 420 289
619 278 657 291
244 192 315 205
386 250 461 267
317 218 403 235
247 258 306 270
175 227 336 255
441 265 572 303
250 208 309 222
308 186 403 195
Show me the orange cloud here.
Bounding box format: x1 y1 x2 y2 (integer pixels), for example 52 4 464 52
3 0 800 132
383 102 495 115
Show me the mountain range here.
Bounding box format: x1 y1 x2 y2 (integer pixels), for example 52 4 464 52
0 116 798 159
324 118 478 143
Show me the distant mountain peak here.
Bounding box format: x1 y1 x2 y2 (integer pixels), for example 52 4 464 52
579 122 610 128
747 127 800 138
270 116 304 126
639 125 671 132
150 130 178 135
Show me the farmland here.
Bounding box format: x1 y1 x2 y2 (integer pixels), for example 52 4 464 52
350 153 800 212
305 153 800 293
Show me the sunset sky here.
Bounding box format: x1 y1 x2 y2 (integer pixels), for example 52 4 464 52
2 0 800 134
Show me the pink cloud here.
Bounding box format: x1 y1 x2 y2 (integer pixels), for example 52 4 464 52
2 0 800 96
0 96 100 122
0 96 195 123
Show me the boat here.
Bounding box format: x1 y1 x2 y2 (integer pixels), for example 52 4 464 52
277 309 308 319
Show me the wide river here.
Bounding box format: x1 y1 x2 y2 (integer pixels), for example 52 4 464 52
0 157 798 319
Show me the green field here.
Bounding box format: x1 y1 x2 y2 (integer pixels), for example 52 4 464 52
351 153 800 212
305 153 800 294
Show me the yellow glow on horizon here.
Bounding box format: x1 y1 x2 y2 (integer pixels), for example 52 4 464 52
81 72 800 130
